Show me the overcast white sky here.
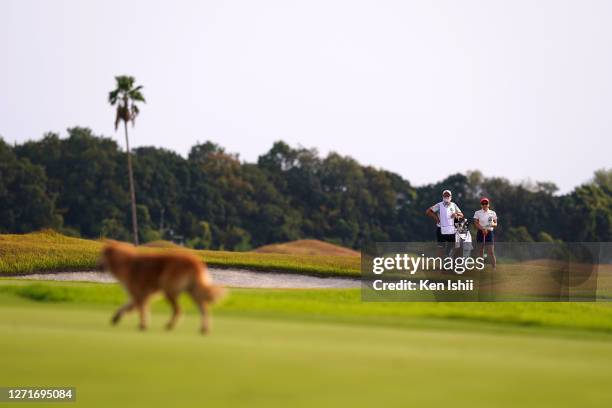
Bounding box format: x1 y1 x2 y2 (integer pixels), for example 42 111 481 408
1 0 610 193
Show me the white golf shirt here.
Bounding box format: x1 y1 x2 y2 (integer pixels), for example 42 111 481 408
431 201 461 234
473 209 498 231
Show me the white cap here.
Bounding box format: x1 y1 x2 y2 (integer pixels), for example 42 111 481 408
442 189 452 196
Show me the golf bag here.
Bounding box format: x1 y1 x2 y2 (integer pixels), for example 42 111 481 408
454 218 473 260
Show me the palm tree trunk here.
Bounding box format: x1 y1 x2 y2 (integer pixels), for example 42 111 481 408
124 120 139 245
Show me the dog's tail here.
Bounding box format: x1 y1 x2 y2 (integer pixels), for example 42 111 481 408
194 264 226 304
202 283 226 304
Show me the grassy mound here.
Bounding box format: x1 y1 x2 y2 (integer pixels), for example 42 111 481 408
0 231 360 277
253 239 360 257
0 230 102 274
141 240 182 249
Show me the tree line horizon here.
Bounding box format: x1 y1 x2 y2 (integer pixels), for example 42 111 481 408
1 127 610 250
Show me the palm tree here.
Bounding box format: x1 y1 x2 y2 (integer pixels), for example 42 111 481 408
108 76 145 245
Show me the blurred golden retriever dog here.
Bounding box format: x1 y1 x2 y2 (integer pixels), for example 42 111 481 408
101 240 225 334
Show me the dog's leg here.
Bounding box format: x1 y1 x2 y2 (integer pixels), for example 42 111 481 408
189 286 211 334
197 301 210 334
164 293 181 330
111 301 134 325
137 300 150 331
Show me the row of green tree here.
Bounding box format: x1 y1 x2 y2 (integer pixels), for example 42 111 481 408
1 127 610 249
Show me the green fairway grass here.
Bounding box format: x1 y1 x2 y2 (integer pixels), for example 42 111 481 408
0 230 360 277
1 280 612 408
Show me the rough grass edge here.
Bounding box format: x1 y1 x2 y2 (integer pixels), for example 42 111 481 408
0 230 361 278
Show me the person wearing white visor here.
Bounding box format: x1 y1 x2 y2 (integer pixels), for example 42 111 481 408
426 190 463 254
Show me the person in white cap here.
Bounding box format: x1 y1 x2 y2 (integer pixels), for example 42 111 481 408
426 190 463 254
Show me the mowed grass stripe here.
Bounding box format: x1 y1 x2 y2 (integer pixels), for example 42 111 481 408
2 280 612 336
